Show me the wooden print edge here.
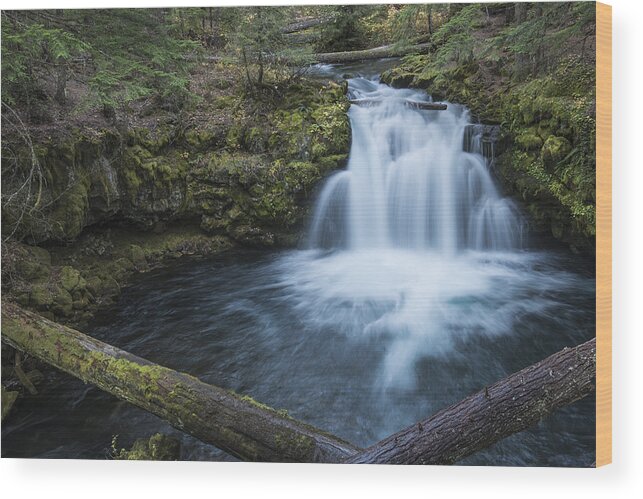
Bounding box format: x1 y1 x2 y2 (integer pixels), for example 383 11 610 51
595 0 612 468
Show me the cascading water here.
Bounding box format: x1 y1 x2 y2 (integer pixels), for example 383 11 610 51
279 78 544 390
308 78 523 253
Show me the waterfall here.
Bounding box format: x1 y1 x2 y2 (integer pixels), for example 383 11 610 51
308 78 522 253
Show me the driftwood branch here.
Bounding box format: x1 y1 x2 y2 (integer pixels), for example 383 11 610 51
349 98 447 111
346 337 596 464
0 302 359 463
314 42 431 64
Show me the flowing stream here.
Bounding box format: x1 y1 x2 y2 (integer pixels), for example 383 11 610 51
2 72 596 466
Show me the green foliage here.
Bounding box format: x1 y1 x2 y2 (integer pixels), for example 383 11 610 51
1 10 200 114
1 19 87 105
80 9 200 112
502 55 596 239
317 5 375 52
492 2 595 77
431 5 484 66
225 7 313 91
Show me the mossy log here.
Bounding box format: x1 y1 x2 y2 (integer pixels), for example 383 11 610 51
314 43 431 64
0 301 359 463
346 337 596 464
349 98 447 110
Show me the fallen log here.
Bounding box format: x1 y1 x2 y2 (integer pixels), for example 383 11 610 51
0 301 359 463
314 42 430 64
349 98 447 110
282 15 335 34
346 337 596 464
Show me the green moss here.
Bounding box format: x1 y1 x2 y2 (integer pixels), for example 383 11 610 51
29 284 54 307
112 433 181 461
15 259 51 283
226 123 245 150
53 289 74 316
48 178 91 241
125 244 148 271
60 266 81 292
274 432 315 457
515 130 544 152
86 275 120 301
541 135 572 169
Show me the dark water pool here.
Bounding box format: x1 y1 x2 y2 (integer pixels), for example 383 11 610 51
2 248 595 466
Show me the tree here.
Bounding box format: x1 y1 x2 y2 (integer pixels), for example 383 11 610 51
227 7 312 93
317 5 374 52
1 13 87 108
1 9 200 117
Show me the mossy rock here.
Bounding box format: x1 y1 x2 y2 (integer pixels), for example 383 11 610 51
15 259 51 283
200 215 229 233
60 266 82 292
541 135 572 169
113 433 181 461
47 178 91 241
515 130 544 152
125 244 148 271
114 257 135 272
86 275 120 300
28 245 52 266
229 224 275 247
29 284 54 308
51 286 74 317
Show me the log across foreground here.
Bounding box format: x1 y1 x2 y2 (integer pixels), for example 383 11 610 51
1 301 596 465
347 337 596 464
1 302 359 463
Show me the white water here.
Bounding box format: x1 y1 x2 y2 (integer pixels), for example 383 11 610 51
308 78 523 252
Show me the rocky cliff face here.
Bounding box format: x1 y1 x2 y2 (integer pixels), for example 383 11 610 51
3 81 350 248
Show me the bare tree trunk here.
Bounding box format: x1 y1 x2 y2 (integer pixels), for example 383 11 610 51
346 338 596 464
241 46 253 90
1 302 359 463
54 60 67 105
428 5 433 36
514 3 529 78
